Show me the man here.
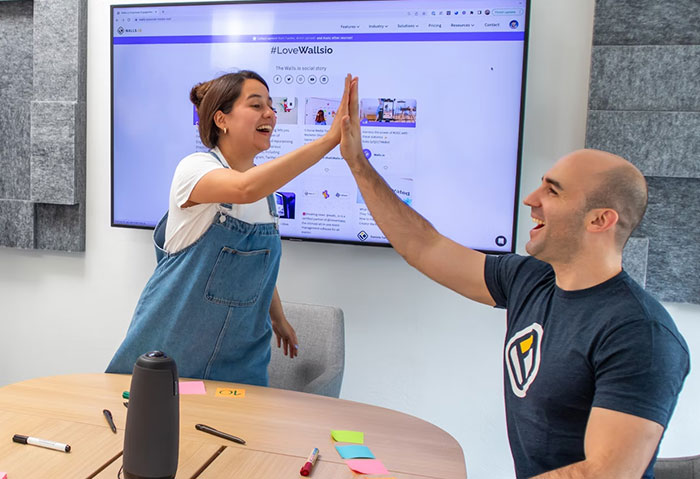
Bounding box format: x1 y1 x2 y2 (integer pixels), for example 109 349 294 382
339 78 689 478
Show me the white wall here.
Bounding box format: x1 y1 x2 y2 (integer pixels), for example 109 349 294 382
1 1 698 478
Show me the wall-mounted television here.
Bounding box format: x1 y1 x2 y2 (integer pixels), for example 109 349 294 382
111 0 529 252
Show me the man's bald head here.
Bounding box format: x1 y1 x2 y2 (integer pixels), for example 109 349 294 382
566 149 648 249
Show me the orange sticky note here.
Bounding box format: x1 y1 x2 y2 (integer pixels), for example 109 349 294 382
216 387 246 398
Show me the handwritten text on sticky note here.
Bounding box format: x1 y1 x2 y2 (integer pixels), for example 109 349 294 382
216 388 246 398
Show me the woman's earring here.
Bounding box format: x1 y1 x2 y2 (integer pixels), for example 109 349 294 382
223 127 228 135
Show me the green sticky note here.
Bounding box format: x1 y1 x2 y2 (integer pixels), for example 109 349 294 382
331 430 364 444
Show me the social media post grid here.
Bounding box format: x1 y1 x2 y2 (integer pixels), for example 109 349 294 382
359 96 417 179
281 175 362 241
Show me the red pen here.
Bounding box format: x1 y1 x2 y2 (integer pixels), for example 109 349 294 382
300 447 319 476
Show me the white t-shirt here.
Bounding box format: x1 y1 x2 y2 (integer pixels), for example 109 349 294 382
164 147 275 253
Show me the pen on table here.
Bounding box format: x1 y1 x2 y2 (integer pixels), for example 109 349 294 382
103 409 117 433
195 424 245 445
299 447 319 476
12 434 71 453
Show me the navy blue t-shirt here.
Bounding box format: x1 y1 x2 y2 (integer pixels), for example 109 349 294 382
484 254 689 479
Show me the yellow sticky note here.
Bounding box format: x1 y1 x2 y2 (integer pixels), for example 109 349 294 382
331 430 364 444
216 387 246 398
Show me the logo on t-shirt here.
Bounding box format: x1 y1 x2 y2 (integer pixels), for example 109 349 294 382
505 323 543 398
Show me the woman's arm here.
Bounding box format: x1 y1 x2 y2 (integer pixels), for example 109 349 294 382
188 75 353 206
269 287 299 358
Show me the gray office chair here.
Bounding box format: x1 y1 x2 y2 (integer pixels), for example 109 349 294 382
268 301 345 398
654 454 700 479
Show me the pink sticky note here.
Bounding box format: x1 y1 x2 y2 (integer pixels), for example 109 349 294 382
0 472 6 479
346 459 389 475
179 381 206 395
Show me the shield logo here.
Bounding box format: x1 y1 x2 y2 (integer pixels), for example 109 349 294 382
505 323 543 398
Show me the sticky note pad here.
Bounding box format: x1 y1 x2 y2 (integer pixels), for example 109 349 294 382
0 472 6 479
335 444 375 459
331 430 364 444
346 459 389 475
179 381 206 395
216 387 246 398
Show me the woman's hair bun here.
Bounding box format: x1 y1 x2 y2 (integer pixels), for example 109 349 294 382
189 81 211 108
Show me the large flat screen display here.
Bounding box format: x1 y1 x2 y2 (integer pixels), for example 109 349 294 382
112 0 529 252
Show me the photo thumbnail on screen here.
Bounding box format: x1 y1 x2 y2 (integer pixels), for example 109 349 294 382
360 98 417 127
304 97 340 126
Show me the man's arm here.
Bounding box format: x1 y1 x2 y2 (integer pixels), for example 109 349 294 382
533 407 663 479
340 78 494 306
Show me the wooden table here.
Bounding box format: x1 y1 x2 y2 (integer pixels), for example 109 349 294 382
0 374 466 478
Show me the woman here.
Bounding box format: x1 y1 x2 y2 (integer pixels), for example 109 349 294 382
107 71 352 386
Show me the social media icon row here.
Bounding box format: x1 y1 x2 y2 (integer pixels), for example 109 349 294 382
273 74 329 85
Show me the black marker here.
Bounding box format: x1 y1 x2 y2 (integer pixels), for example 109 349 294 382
13 434 71 452
103 409 117 433
195 424 246 445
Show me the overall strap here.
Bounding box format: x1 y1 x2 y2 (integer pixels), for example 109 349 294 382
209 150 233 210
208 149 227 168
267 194 279 218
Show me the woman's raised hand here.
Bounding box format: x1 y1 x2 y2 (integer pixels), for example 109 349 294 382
326 74 353 145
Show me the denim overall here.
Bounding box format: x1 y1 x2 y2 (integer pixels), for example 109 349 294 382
107 151 281 386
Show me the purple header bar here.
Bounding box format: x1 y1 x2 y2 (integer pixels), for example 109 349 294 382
113 31 524 45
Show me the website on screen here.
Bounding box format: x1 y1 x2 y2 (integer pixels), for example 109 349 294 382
112 0 527 251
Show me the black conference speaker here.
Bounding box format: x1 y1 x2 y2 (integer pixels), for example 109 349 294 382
123 351 179 479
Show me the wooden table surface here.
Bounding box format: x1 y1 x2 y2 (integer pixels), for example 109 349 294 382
0 373 466 478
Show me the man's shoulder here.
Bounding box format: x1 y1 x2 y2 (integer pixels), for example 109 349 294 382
487 253 552 278
610 274 689 351
484 254 555 308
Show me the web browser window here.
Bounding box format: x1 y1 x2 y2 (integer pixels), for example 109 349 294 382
112 0 528 252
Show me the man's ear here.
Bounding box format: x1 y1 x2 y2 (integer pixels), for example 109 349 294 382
587 208 619 233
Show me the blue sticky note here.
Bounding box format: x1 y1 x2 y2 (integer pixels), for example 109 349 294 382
335 444 375 459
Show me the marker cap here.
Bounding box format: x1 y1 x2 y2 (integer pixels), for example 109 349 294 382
300 462 312 476
12 434 28 444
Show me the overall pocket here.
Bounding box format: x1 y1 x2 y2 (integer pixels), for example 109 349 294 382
205 247 270 306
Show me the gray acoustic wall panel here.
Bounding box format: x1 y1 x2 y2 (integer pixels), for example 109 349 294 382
0 200 34 249
587 0 700 304
0 0 87 252
0 102 31 200
638 177 700 303
35 203 84 252
589 46 699 112
0 0 32 202
586 111 700 178
30 101 82 204
0 0 33 100
32 0 86 102
593 0 700 46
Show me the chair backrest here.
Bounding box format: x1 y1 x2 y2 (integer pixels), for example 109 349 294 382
268 301 345 398
654 454 700 479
